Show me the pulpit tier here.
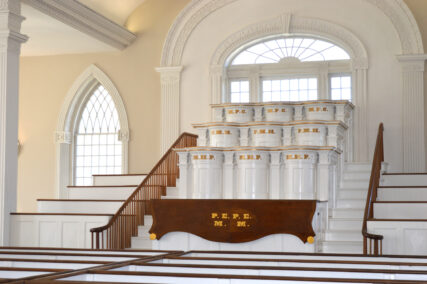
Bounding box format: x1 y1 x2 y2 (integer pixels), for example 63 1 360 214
176 146 339 201
211 100 353 123
193 120 347 148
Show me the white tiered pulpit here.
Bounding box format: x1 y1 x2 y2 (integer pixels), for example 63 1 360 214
151 100 353 252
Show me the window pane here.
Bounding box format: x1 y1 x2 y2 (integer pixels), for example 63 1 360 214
73 85 123 186
230 80 250 103
330 75 352 101
262 78 318 102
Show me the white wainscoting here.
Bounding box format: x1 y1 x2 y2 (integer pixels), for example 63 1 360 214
367 221 427 255
10 214 111 248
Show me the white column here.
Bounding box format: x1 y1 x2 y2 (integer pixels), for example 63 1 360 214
54 131 72 199
352 59 368 162
156 66 183 153
0 0 27 245
177 151 191 198
397 55 427 172
223 152 235 199
269 152 281 199
317 151 338 203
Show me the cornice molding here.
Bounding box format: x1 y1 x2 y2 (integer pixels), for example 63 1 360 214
22 0 136 50
160 0 423 67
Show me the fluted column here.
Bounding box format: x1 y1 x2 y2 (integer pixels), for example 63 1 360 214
0 0 27 245
156 66 183 153
352 59 368 162
397 55 427 172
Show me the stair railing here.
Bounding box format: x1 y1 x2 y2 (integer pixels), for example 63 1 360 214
362 123 384 255
90 132 198 249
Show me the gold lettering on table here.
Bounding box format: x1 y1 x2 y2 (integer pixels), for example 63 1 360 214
254 129 275 135
243 213 250 219
239 155 262 160
227 109 247 114
214 221 223 227
298 128 320 133
211 130 231 135
233 213 240 219
211 213 218 219
193 155 215 160
286 154 310 160
308 106 329 112
222 213 229 219
237 221 247 227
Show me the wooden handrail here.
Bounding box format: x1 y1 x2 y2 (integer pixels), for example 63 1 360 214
90 132 198 249
362 123 384 255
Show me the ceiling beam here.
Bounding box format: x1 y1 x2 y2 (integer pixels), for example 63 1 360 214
22 0 136 50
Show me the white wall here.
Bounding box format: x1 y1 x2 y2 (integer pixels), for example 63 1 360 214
176 0 405 171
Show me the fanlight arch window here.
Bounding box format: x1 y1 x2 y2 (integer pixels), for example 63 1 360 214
74 85 122 186
225 36 352 103
232 38 350 65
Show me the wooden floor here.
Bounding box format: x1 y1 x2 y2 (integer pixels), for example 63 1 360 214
2 247 427 283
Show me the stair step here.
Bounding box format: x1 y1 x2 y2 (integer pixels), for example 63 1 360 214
166 187 179 197
343 163 372 172
374 202 427 219
342 172 371 180
340 180 368 189
381 173 427 187
37 199 124 214
131 236 152 249
338 189 367 199
336 199 365 209
324 230 363 241
331 208 364 219
93 174 147 186
320 241 363 254
378 187 427 201
66 186 136 200
329 218 363 230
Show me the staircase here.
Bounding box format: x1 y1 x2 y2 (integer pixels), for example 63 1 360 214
367 172 427 255
320 162 371 253
10 175 146 248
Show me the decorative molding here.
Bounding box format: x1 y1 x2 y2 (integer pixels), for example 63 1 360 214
54 131 71 144
22 0 136 50
365 0 423 54
210 14 368 67
156 66 183 153
160 0 423 67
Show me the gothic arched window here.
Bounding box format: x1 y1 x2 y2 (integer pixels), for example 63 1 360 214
74 85 122 185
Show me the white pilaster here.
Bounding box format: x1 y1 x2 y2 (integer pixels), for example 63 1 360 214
222 152 235 199
156 66 183 153
0 0 27 245
269 152 281 199
397 55 427 172
54 131 72 199
352 59 368 162
210 64 223 105
177 152 191 198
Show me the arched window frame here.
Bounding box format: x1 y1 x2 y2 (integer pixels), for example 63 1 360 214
225 36 352 103
55 65 129 198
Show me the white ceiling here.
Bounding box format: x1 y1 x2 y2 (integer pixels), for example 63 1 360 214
20 0 145 57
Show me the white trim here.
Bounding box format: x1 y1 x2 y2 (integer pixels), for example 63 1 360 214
160 0 423 67
55 64 129 198
22 0 136 50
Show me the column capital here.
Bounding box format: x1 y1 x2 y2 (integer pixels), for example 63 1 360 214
397 54 427 72
156 66 183 83
351 57 368 69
